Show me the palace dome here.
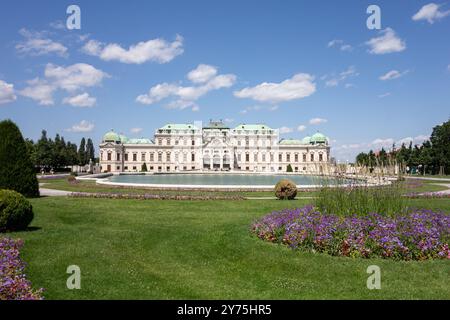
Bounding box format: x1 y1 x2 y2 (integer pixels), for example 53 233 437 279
119 135 129 143
302 136 311 144
103 130 120 142
310 132 327 144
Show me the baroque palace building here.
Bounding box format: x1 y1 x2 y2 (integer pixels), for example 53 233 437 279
99 120 331 174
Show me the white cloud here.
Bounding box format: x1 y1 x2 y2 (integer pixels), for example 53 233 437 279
378 92 391 98
447 64 450 71
44 63 108 92
49 20 66 30
0 80 17 104
366 28 406 54
344 83 355 89
187 64 217 83
412 3 450 24
223 118 234 123
136 64 236 111
309 118 327 125
372 138 394 146
66 120 94 133
397 135 429 146
379 70 409 81
324 66 359 87
19 78 56 105
82 35 183 64
234 73 316 103
20 63 108 105
63 93 96 107
130 127 143 134
297 125 306 132
278 126 293 134
327 39 353 52
16 28 68 57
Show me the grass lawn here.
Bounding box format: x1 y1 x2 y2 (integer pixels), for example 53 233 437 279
5 196 450 299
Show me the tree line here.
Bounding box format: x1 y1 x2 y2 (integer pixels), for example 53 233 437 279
356 119 450 175
26 130 96 172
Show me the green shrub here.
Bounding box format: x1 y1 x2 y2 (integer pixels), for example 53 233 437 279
286 164 293 172
0 189 34 232
0 120 39 197
275 179 297 200
141 163 148 172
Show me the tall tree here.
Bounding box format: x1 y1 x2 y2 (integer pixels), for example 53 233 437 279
35 130 52 170
85 138 95 163
0 120 39 197
78 137 86 166
429 119 450 175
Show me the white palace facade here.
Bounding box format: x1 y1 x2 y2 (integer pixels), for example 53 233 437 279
99 120 331 174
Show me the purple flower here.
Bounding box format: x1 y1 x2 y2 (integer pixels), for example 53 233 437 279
251 206 450 261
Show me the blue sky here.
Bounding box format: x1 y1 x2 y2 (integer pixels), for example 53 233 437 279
0 0 449 161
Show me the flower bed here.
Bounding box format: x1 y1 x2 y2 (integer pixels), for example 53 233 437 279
251 205 450 260
70 192 246 201
0 237 44 300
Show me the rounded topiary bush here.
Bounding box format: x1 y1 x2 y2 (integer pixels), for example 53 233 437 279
0 189 34 232
275 179 297 200
67 175 77 184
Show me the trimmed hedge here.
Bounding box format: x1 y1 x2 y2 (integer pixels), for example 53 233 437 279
0 120 39 197
274 179 297 200
0 189 34 232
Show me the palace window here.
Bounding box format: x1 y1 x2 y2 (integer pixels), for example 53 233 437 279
303 154 307 162
270 154 274 162
191 153 195 161
124 153 128 161
117 153 121 161
158 153 162 162
107 153 111 161
319 154 323 161
166 152 171 162
262 154 266 162
254 154 258 162
245 154 249 162
310 154 314 162
133 153 137 162
278 154 282 162
150 153 154 162
286 153 290 162
158 139 162 146
192 140 195 146
295 154 298 162
166 138 170 145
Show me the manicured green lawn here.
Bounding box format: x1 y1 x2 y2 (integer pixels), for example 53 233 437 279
6 196 450 299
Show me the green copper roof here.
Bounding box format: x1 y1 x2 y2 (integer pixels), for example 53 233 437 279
119 134 129 143
234 124 272 130
311 132 328 143
160 124 198 130
302 136 311 144
204 120 229 129
103 130 120 142
279 139 304 145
